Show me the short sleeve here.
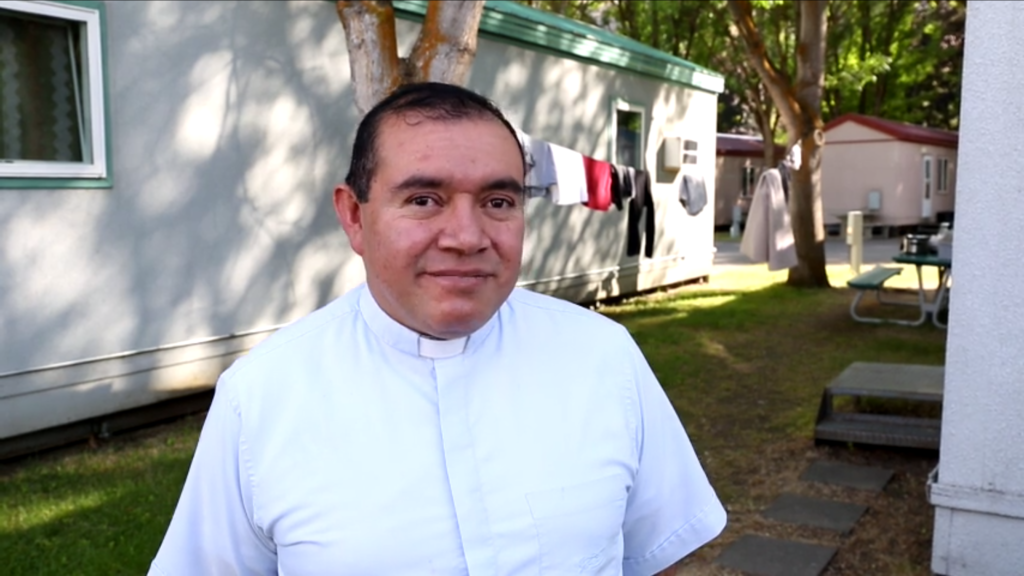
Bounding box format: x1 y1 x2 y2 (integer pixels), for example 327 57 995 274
620 338 727 576
149 376 277 575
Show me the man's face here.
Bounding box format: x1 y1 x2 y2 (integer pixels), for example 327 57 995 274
334 114 526 340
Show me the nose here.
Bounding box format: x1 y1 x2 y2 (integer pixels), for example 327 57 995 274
436 197 490 254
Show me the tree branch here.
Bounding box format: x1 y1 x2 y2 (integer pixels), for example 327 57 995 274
726 0 802 144
407 0 485 85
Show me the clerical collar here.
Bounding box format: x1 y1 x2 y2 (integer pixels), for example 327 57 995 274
357 284 496 359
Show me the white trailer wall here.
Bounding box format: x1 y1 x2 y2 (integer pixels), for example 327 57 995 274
0 0 722 441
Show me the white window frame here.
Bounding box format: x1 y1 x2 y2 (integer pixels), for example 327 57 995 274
740 164 757 198
610 98 646 170
937 157 950 193
0 0 107 180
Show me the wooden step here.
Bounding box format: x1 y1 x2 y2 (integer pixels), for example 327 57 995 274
815 412 941 450
826 362 944 402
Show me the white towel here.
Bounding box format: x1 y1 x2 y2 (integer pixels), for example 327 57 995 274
548 143 588 205
740 168 798 271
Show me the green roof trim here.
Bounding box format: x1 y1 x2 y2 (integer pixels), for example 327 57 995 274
391 0 725 94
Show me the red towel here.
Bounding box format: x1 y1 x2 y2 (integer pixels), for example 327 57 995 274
582 156 613 212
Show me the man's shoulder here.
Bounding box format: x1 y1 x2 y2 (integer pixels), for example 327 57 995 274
221 288 361 382
505 288 627 335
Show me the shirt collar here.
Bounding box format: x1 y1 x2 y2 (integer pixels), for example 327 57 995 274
357 284 498 359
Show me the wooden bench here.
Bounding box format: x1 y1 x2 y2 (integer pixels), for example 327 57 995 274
847 266 915 324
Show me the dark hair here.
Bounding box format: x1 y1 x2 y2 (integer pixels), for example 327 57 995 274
344 82 525 202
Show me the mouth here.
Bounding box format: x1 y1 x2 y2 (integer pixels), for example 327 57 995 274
422 270 494 288
425 269 494 278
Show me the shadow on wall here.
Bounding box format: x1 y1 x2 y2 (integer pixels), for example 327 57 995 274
0 0 700 395
0 0 362 377
468 45 696 297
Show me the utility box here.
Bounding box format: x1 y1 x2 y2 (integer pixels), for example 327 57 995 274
660 136 682 171
867 190 882 212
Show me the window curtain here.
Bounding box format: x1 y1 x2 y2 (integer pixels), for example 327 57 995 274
615 111 641 169
0 12 84 162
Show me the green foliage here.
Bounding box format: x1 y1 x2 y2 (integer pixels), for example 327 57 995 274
523 0 966 133
825 0 965 130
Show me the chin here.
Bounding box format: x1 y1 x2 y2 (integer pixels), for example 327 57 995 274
427 311 492 339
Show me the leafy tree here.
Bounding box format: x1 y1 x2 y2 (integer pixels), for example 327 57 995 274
728 0 830 288
526 0 966 286
526 0 966 138
823 0 965 130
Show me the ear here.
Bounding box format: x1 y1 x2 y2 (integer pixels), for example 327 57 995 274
334 184 365 256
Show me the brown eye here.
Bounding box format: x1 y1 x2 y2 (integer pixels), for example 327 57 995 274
411 196 437 207
488 197 515 209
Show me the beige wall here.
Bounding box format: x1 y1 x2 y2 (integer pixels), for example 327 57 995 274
823 125 957 227
714 155 760 226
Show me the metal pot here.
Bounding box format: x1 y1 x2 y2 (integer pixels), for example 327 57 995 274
901 234 935 255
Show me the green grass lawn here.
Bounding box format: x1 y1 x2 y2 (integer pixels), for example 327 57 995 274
714 230 740 243
0 266 946 575
603 267 944 497
0 419 203 575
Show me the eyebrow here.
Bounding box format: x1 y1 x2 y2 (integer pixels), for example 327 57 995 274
481 177 525 195
389 175 524 196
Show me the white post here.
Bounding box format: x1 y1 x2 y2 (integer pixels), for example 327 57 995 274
847 210 864 274
730 204 743 238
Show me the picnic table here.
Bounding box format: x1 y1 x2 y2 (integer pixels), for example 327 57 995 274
847 252 952 328
892 252 952 329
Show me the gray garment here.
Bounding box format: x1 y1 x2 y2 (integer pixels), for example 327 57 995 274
679 173 707 216
740 168 798 271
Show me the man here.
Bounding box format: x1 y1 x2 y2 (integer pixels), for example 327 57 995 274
150 82 726 575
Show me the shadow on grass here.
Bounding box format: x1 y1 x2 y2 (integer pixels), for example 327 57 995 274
604 281 945 574
602 282 946 502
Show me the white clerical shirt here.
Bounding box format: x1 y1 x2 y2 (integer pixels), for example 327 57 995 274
150 284 726 576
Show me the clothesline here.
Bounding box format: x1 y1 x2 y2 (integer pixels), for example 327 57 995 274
517 129 636 212
515 127 710 258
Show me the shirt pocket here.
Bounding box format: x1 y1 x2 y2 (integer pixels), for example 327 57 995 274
526 474 628 575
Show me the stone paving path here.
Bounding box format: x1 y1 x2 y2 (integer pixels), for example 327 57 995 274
713 460 894 576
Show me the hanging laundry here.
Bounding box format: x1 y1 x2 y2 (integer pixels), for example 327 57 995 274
626 169 655 258
611 164 635 211
548 143 588 206
740 168 797 271
582 156 614 211
516 130 557 199
679 172 708 216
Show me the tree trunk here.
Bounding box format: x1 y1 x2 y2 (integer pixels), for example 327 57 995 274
788 0 829 287
407 0 485 86
727 0 830 288
337 1 402 114
649 0 660 49
337 1 484 114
